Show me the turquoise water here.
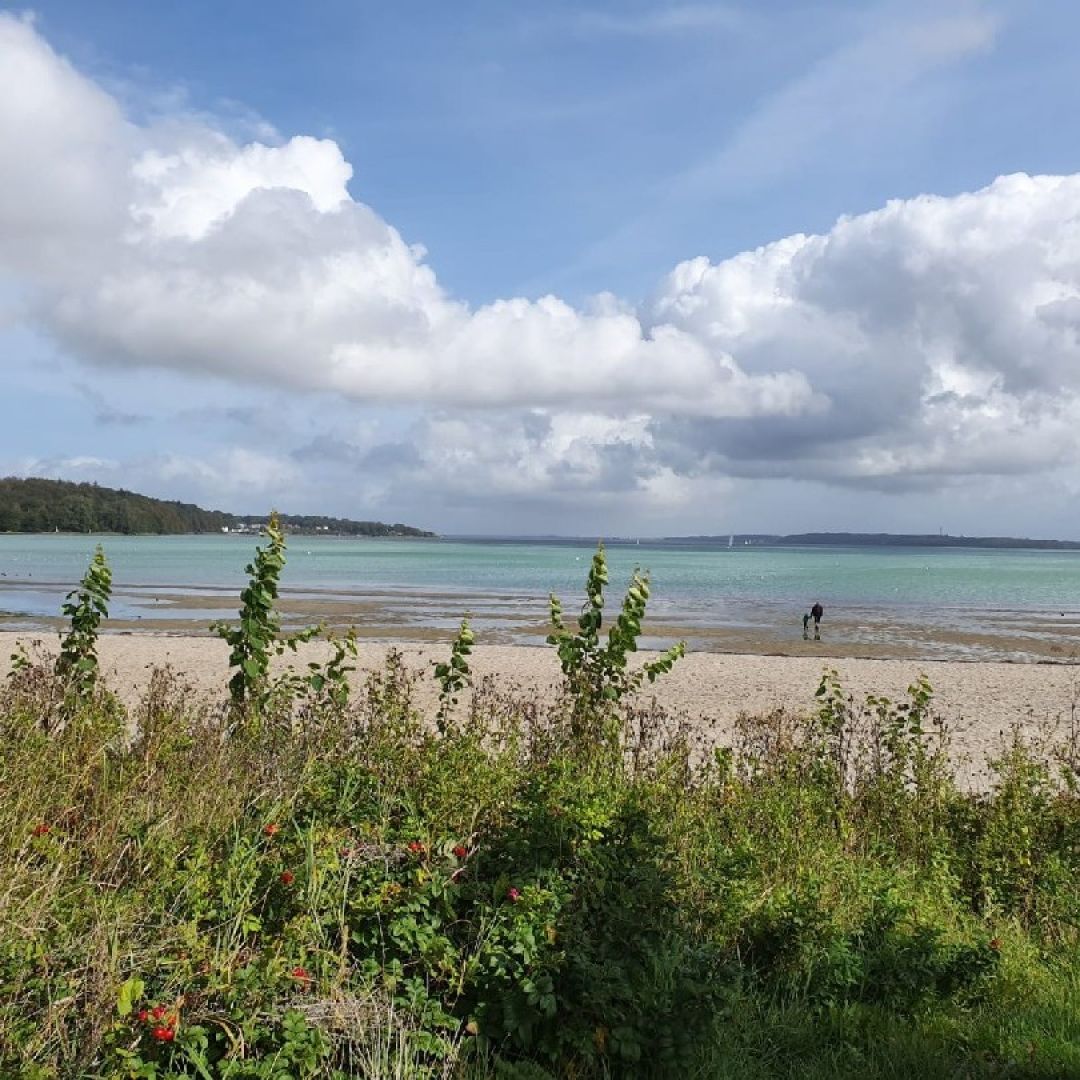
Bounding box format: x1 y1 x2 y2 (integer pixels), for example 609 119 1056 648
2 534 1080 656
2 533 1079 608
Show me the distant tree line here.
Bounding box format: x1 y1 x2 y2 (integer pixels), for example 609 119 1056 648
0 478 434 537
776 532 1080 549
234 514 434 538
0 478 232 534
662 532 1080 551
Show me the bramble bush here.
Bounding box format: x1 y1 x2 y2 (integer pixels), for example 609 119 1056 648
2 535 1080 1077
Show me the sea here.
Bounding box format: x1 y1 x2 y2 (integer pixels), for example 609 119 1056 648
2 533 1080 662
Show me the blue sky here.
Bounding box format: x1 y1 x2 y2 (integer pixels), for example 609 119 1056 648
3 1 1080 535
26 0 1080 301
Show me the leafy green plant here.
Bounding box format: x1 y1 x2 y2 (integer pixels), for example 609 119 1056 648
214 511 288 711
302 627 360 709
214 514 363 727
272 627 360 726
809 666 853 781
7 643 31 679
54 544 111 706
547 542 684 736
864 675 936 775
434 615 475 731
741 878 998 1011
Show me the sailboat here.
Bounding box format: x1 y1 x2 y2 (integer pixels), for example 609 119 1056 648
728 534 734 549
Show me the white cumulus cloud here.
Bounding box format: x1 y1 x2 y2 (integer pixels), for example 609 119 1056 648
0 12 811 421
2 10 1080 512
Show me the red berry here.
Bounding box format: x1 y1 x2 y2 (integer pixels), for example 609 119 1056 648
280 870 295 885
137 1009 149 1023
152 1025 175 1042
453 845 469 859
263 822 281 837
407 840 424 854
151 1005 166 1020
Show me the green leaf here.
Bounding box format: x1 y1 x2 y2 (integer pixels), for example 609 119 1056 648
116 975 144 1018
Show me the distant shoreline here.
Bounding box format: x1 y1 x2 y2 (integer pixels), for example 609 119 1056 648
6 529 1080 548
0 530 438 539
446 533 1080 551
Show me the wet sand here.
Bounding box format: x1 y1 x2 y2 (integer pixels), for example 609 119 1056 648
4 579 1080 663
3 631 1078 790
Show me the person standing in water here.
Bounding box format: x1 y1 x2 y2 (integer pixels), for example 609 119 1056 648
810 601 824 639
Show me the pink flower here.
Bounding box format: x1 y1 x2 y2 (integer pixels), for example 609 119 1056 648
263 822 281 837
507 887 522 903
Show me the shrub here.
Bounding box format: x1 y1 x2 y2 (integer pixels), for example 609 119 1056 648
434 615 475 732
213 513 360 728
55 543 112 708
213 511 289 711
546 542 684 739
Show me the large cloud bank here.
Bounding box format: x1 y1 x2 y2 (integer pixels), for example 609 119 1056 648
3 11 1080 506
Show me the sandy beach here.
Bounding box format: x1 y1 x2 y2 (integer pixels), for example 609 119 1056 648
4 630 1078 789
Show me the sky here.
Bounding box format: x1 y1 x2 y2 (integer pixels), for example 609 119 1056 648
3 1 1080 537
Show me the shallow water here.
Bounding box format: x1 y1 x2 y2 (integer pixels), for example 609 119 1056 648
2 534 1079 661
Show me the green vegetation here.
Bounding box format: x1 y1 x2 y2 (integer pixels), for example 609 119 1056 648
0 477 232 534
2 536 1080 1078
55 544 113 710
213 511 292 711
213 512 360 720
547 543 685 737
0 477 434 536
433 615 475 731
233 513 435 538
